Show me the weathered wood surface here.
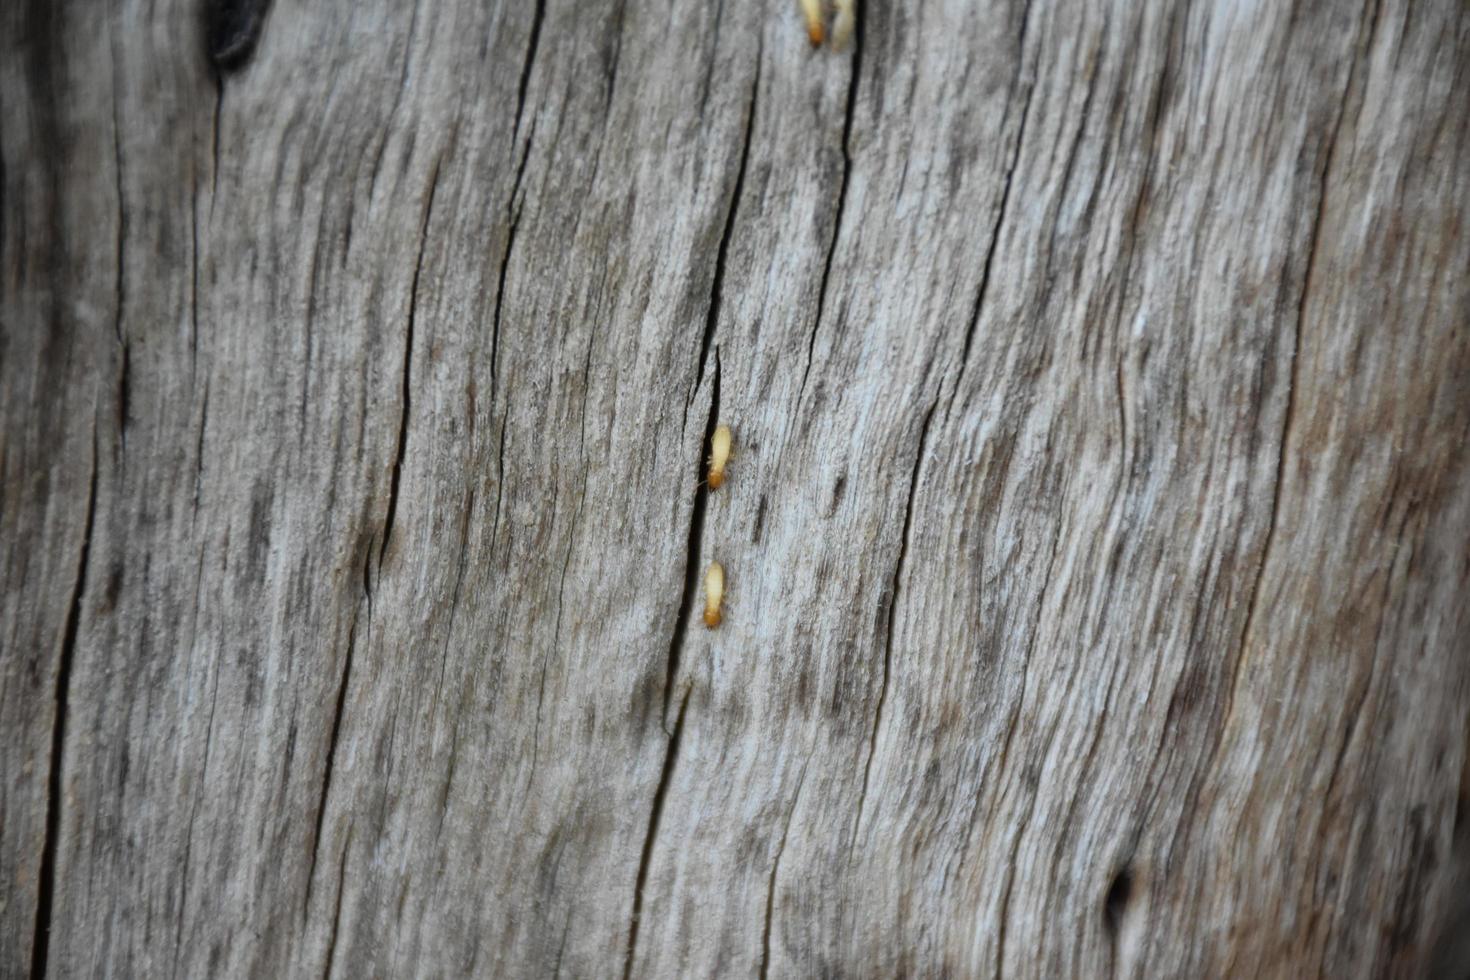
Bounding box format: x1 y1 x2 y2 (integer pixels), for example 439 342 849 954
3 0 1468 975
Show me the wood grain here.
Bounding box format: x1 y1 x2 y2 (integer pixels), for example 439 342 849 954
3 0 1467 976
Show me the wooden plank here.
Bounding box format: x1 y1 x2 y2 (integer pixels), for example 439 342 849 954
2 0 1466 976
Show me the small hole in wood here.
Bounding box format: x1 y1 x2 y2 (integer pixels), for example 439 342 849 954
1103 866 1134 934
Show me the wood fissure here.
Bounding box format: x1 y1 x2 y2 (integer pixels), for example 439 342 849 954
692 39 759 398
948 0 1037 418
623 688 690 980
30 425 97 980
512 0 545 144
853 397 938 848
665 356 721 730
379 155 442 565
798 3 863 400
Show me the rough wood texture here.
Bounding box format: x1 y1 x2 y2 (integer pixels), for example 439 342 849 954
4 0 1468 976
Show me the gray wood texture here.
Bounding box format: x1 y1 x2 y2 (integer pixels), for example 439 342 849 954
4 0 1468 975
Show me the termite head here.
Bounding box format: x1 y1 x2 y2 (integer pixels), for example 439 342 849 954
703 561 725 628
707 424 733 490
800 0 825 46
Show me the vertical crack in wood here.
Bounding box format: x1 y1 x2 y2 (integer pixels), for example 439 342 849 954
379 156 443 565
852 398 937 849
945 0 1035 420
759 757 810 980
110 59 125 352
623 688 690 980
31 422 98 980
193 381 211 515
210 78 223 210
696 35 759 392
512 0 545 144
492 107 537 417
190 168 202 383
602 0 631 115
116 342 131 450
799 6 862 401
490 0 546 419
666 356 721 730
490 414 509 541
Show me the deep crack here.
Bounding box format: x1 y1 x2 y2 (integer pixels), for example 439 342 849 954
31 423 98 980
852 398 937 848
379 155 443 564
622 688 691 979
799 6 864 400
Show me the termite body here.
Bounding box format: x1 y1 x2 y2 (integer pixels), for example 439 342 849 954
704 561 725 628
707 425 733 490
800 0 825 45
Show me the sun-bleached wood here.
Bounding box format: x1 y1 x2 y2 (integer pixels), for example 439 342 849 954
3 0 1467 976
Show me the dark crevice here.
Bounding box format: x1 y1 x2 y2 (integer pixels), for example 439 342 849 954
1103 865 1134 937
206 0 272 71
31 424 98 980
852 398 937 848
490 415 509 540
759 759 810 980
512 0 545 143
691 33 760 399
111 77 126 346
602 0 631 115
622 687 690 980
665 355 721 730
945 0 1036 420
359 535 373 601
379 156 443 565
491 109 537 414
210 79 223 209
489 211 518 412
117 342 131 442
190 165 202 378
193 381 211 513
798 8 863 400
